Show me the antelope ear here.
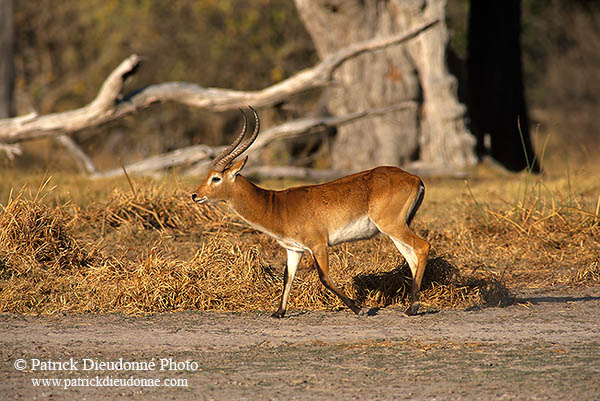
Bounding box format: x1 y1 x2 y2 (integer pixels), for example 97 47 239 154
227 156 248 178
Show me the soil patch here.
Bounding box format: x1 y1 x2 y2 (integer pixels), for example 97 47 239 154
2 287 599 400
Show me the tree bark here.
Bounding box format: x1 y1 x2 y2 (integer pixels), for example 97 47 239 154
467 0 539 172
294 0 476 171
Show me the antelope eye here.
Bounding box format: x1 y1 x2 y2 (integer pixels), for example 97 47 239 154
211 176 222 183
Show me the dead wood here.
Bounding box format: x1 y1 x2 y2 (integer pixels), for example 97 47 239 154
0 19 437 145
94 103 416 178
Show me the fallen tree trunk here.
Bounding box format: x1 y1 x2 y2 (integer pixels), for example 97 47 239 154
0 19 438 145
94 104 414 178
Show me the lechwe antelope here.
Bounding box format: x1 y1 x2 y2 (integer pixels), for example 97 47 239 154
192 107 430 318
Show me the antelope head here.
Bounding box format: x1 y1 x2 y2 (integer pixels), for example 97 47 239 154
191 107 260 205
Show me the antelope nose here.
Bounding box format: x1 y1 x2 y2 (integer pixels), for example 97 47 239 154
191 193 197 201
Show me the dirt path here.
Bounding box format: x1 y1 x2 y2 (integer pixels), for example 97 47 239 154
2 287 599 400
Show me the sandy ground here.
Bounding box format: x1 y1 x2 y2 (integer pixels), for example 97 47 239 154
1 286 599 400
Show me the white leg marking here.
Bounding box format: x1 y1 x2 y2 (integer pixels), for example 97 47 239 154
390 237 418 278
280 249 303 310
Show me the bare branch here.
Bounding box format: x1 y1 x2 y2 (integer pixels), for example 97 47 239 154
247 102 416 156
0 56 141 144
54 135 99 175
0 143 21 160
93 144 216 178
92 103 415 179
0 19 438 145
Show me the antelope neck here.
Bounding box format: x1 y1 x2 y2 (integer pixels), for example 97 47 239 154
227 175 278 230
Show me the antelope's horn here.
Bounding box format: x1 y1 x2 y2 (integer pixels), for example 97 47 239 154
213 106 260 171
211 108 248 172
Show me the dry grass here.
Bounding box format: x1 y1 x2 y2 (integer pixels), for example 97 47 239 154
0 162 598 315
450 167 600 289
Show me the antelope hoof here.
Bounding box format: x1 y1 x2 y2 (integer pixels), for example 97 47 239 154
271 310 286 319
404 302 420 316
351 307 364 316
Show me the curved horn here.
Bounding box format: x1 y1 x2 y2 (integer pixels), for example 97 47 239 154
211 109 248 172
213 106 260 171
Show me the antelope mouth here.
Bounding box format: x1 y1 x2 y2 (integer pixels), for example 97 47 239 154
191 194 208 204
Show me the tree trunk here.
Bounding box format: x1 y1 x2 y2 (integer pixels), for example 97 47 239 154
294 0 476 171
467 0 539 172
0 0 14 118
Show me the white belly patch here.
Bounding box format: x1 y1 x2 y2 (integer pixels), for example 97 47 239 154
327 216 380 246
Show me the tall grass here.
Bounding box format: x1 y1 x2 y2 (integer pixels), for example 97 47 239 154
459 129 600 287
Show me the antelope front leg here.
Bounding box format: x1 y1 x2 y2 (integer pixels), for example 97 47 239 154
271 249 303 318
311 245 363 316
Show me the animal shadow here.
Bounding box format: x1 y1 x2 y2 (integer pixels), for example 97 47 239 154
352 257 459 309
353 257 513 313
